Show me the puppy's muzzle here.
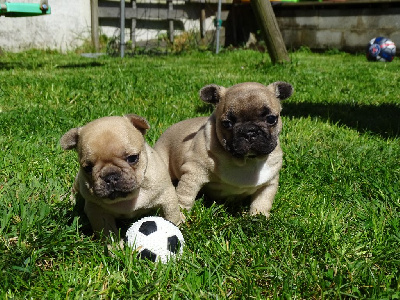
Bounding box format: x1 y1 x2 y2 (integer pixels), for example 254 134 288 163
94 169 135 200
240 125 262 143
229 124 276 158
104 172 120 188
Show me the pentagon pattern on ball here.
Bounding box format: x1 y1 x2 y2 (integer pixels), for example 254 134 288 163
167 235 180 253
139 248 158 262
125 216 185 264
139 221 157 236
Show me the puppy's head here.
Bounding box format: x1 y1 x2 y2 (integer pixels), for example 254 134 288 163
60 114 150 202
200 81 293 158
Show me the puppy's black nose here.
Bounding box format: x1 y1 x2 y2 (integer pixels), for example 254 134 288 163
104 173 120 186
246 130 257 142
243 126 262 143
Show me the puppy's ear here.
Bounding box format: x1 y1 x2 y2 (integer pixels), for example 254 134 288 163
271 81 294 101
60 128 80 150
124 114 150 135
200 84 226 105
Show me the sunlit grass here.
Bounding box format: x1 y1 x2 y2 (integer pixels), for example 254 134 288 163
0 49 399 298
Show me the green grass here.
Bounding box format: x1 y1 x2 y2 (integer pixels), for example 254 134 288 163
0 48 399 299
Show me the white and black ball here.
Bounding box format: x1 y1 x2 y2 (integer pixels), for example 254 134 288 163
366 37 396 62
125 216 184 263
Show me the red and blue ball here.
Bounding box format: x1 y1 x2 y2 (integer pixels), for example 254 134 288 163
366 37 396 62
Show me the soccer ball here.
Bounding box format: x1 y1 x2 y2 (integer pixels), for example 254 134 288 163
366 37 396 62
125 216 185 263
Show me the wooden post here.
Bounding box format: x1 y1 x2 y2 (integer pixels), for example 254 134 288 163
250 0 290 64
90 0 100 52
200 5 206 39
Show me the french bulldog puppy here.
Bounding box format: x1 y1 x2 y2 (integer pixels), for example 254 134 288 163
154 82 293 217
60 114 181 238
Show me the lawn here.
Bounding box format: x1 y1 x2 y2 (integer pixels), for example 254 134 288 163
0 48 399 299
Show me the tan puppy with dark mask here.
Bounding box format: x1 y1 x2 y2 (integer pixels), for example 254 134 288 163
60 114 181 238
154 82 293 217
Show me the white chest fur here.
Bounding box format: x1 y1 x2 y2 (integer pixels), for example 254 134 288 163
203 153 282 199
220 158 277 186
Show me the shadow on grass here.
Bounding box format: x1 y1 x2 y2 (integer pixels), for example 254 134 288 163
56 62 104 69
68 193 93 237
0 61 104 70
282 102 400 138
68 193 166 239
0 62 44 70
197 102 400 138
195 105 213 115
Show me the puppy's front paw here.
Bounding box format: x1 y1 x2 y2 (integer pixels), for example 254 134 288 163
249 207 270 219
179 211 186 224
105 236 125 257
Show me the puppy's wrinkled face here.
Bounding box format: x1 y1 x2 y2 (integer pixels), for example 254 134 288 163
77 118 147 202
61 115 150 204
215 83 284 158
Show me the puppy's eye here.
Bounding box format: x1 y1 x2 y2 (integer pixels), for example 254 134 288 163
266 115 278 125
83 163 93 174
221 120 233 129
126 154 139 165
